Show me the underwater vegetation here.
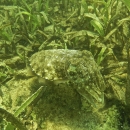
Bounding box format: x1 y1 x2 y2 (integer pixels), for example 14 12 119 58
0 0 130 130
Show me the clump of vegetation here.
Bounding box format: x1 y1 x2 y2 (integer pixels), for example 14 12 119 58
0 0 130 130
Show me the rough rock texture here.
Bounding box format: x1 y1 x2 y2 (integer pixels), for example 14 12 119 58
29 49 106 108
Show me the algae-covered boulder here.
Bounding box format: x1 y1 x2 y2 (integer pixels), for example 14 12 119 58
29 49 106 108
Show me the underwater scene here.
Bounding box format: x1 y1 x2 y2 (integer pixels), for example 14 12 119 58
0 0 130 130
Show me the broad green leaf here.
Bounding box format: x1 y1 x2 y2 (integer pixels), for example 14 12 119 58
44 25 54 33
86 30 99 37
40 11 50 24
0 6 17 10
90 20 104 36
84 13 99 21
97 47 107 65
104 28 117 42
37 14 42 26
14 86 45 117
16 11 31 16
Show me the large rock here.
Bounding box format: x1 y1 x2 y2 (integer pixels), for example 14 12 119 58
29 49 106 108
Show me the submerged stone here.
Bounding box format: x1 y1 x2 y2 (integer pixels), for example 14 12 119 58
29 49 106 108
